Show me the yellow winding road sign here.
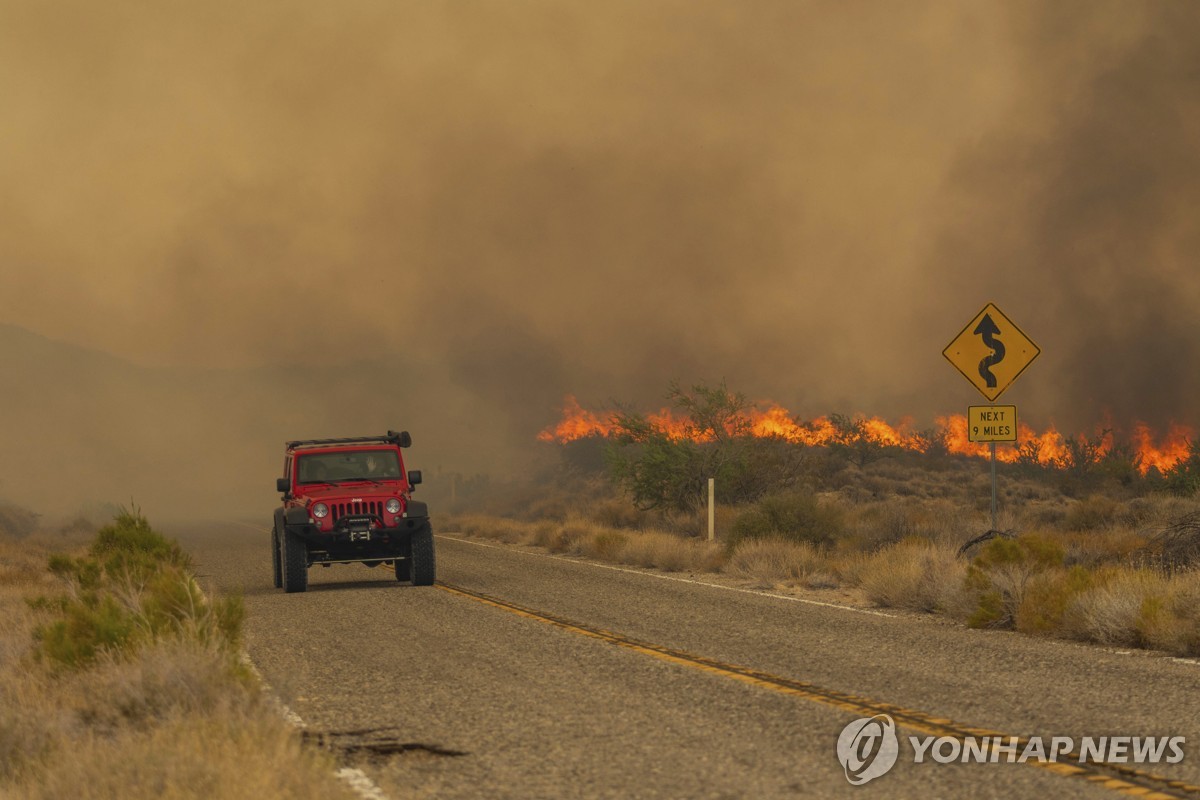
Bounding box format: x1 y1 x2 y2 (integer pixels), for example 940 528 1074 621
943 303 1040 401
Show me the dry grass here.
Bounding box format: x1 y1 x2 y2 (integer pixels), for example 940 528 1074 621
616 530 721 572
452 514 532 545
841 499 968 551
16 704 347 800
855 540 969 613
447 513 722 572
1064 569 1155 646
723 538 826 587
451 488 1200 658
0 518 355 800
1060 568 1200 654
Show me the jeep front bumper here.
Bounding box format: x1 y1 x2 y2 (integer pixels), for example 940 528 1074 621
285 516 430 565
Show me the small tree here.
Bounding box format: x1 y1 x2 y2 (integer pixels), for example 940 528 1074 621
1055 430 1111 475
604 380 794 512
1160 440 1200 496
826 413 888 469
604 410 701 512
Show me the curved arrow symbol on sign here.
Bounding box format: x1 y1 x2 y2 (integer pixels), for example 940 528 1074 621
974 313 1006 389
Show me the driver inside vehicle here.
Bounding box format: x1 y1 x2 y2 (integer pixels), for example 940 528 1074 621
364 454 399 478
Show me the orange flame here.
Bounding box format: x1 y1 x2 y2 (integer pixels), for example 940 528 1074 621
536 395 617 442
1133 422 1194 473
541 396 1195 474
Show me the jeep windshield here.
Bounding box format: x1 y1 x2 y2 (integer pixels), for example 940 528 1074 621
296 450 402 484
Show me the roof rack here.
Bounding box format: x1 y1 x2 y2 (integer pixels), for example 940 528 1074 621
287 430 412 449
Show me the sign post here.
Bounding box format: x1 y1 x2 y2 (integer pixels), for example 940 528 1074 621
944 304 1039 531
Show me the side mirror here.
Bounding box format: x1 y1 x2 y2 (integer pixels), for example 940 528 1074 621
407 470 423 486
276 477 290 494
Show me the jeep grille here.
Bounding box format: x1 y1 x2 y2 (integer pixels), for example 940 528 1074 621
332 500 384 522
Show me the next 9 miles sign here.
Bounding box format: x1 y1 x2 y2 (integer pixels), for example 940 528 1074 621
968 405 1017 443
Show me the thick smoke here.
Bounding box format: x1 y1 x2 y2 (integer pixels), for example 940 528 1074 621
919 2 1200 432
0 1 1196 514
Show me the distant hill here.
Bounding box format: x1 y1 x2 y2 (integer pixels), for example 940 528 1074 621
0 324 525 520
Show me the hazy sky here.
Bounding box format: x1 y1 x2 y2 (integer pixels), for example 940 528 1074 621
3 0 1197 442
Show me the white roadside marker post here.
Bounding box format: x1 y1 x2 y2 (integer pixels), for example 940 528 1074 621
707 477 715 542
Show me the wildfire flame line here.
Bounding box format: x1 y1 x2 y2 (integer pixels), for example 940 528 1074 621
538 396 1195 475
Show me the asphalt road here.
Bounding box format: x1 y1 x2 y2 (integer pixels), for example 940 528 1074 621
173 521 1200 800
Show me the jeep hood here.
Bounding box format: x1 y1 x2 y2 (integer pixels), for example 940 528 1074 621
298 483 406 502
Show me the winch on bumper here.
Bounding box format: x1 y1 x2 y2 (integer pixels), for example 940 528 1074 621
336 514 384 542
283 505 430 565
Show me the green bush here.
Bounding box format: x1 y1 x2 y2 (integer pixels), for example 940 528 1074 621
34 508 241 669
1160 448 1200 496
964 533 1065 629
603 381 811 512
37 594 140 669
727 491 844 549
1015 567 1095 635
90 507 190 578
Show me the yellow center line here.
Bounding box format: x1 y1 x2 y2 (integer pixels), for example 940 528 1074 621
437 582 1199 800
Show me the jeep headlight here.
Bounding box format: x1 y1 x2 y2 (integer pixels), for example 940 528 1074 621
312 503 329 519
385 498 401 514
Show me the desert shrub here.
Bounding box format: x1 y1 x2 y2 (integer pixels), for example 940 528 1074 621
1014 567 1095 635
531 521 566 550
963 533 1065 628
590 499 652 529
1061 495 1122 532
1135 575 1200 655
19 704 347 800
1137 510 1200 571
33 510 242 670
1060 528 1148 568
1159 446 1200 496
604 381 812 512
1021 500 1068 529
1096 441 1144 487
552 518 598 554
583 530 629 561
615 530 719 572
0 510 345 800
36 594 140 669
856 540 967 613
727 491 844 550
0 505 40 539
1117 496 1159 528
857 503 920 543
0 683 59 781
89 507 190 578
450 515 531 545
724 538 826 584
71 641 251 734
1063 569 1161 647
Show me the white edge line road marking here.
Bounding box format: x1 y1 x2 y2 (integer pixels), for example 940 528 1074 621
436 533 895 618
239 652 390 800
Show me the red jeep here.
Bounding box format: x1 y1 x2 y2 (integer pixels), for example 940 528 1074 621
272 431 433 593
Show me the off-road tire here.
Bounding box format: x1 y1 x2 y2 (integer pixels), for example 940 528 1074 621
272 528 283 588
394 554 411 582
411 524 435 586
282 529 309 593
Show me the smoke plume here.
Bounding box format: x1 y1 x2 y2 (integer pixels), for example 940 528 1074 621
1 1 1196 513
